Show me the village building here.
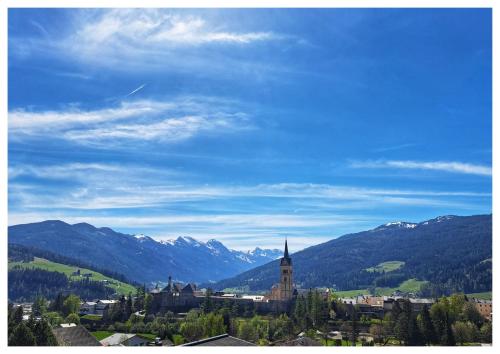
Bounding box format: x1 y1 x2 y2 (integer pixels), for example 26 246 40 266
100 333 151 346
79 301 97 315
95 299 118 316
181 333 255 346
52 324 102 346
470 298 492 321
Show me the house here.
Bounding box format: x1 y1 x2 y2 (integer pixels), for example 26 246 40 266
278 337 322 346
340 298 357 305
181 333 255 346
95 299 118 316
409 298 435 312
52 324 102 346
471 299 492 321
79 301 97 315
100 333 150 346
241 295 266 302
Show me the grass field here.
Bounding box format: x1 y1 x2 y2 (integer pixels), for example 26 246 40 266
466 292 492 300
334 278 428 297
366 261 405 273
137 333 157 340
91 331 114 341
9 257 136 295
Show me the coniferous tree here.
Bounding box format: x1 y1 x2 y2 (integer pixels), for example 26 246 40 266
294 295 307 330
9 322 36 346
33 296 48 316
50 293 65 312
33 319 57 346
419 305 437 345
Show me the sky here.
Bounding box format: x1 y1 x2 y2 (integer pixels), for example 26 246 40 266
8 8 492 251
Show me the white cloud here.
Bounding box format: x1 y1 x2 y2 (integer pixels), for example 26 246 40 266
56 9 280 70
9 97 252 145
72 10 276 48
350 159 492 176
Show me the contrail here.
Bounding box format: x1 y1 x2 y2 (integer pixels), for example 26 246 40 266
126 83 146 97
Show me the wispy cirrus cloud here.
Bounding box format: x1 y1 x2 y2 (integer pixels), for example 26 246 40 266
9 97 252 145
350 159 492 176
10 9 294 78
9 161 490 211
8 162 491 250
70 9 278 50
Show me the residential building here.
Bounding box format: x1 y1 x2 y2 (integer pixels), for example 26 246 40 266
52 324 102 346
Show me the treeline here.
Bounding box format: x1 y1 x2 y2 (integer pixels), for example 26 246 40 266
366 294 492 346
8 293 85 346
8 243 139 287
8 305 57 346
9 267 115 302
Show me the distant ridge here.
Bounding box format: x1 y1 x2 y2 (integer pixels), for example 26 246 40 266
8 220 282 284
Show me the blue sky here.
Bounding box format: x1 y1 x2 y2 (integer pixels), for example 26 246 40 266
8 8 492 251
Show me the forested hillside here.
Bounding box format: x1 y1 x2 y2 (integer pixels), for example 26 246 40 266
209 215 492 297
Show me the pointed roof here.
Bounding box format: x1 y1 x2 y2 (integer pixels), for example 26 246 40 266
280 238 292 266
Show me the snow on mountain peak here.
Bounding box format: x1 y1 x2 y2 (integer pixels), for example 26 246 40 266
384 221 417 229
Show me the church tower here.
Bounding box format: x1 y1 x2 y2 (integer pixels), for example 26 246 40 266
279 238 293 300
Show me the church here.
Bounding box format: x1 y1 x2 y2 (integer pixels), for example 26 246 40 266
268 239 297 301
149 238 296 314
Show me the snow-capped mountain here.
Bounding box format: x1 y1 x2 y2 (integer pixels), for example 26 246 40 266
8 220 283 284
376 215 458 231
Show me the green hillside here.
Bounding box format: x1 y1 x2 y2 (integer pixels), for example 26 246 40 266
334 278 428 297
366 261 405 273
9 257 136 295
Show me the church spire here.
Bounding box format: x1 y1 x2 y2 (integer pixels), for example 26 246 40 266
284 237 289 259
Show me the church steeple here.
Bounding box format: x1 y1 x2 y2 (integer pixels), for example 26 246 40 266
281 237 291 265
278 237 293 300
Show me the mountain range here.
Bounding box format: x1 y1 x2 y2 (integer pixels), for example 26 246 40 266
208 214 492 297
8 220 281 284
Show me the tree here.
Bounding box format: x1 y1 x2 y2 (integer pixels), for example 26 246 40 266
462 302 483 328
9 322 36 346
273 314 293 341
348 307 359 346
33 319 57 346
144 293 153 314
418 305 437 345
180 310 204 342
62 294 80 317
33 296 48 316
294 295 307 330
369 322 384 344
65 313 81 325
238 321 257 342
448 294 466 322
202 312 226 338
394 300 412 345
44 312 63 327
430 301 449 344
408 315 424 346
126 293 134 318
202 288 214 313
12 306 24 326
480 322 492 343
453 321 477 345
50 293 65 312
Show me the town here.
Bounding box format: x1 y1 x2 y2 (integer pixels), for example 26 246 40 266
8 240 492 346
